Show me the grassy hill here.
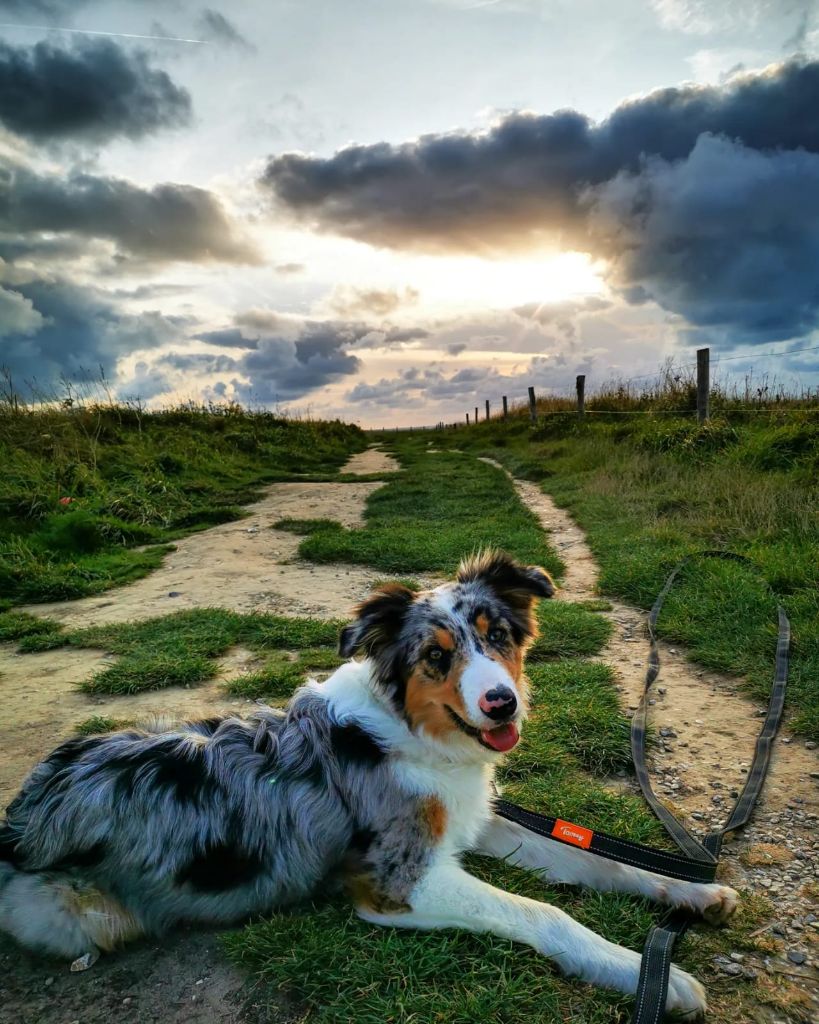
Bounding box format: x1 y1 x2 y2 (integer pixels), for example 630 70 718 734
0 396 364 607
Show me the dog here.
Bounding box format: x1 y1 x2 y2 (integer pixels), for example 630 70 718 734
0 551 736 1014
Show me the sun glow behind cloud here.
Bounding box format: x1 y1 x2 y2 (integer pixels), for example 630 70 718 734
393 250 606 316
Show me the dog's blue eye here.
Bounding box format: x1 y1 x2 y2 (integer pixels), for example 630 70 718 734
428 646 444 661
488 628 506 644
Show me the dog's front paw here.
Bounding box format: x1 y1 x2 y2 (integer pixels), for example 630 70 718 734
700 884 739 925
665 966 707 1019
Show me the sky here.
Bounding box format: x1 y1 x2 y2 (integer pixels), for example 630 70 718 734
1 0 818 427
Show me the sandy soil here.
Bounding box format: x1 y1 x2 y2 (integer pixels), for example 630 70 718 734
482 457 818 1018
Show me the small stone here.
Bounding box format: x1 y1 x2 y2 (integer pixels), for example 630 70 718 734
786 950 807 965
44 977 54 987
720 962 743 975
168 590 182 597
123 997 132 1005
70 950 99 972
805 741 817 750
729 952 745 963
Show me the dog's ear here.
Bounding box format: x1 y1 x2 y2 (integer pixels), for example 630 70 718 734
457 550 554 638
339 583 416 659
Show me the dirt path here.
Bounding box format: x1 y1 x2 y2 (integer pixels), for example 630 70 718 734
0 446 420 1024
482 458 819 1019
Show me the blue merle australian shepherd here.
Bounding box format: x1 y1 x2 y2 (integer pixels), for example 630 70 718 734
0 552 736 1014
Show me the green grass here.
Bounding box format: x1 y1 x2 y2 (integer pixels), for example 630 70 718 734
223 658 307 700
73 715 135 736
0 400 364 606
528 601 612 661
12 608 347 695
438 413 818 740
0 610 63 644
298 437 563 578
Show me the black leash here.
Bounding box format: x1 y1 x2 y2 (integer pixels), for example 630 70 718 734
497 551 790 1022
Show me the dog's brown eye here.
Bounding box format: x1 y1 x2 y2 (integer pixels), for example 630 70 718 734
428 646 444 662
488 627 506 644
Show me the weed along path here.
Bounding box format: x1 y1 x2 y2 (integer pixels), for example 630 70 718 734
482 457 819 1017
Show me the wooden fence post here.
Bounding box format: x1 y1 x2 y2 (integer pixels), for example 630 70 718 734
528 386 537 424
466 412 470 425
696 347 710 424
502 395 508 420
576 374 586 420
474 406 478 425
485 399 490 421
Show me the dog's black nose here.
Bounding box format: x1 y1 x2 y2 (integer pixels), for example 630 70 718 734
479 686 517 721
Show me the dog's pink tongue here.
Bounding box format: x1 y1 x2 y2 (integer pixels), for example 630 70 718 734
481 723 520 752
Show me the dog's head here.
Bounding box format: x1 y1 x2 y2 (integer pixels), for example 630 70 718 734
339 550 554 758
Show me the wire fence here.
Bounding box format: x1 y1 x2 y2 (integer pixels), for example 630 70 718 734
432 344 819 431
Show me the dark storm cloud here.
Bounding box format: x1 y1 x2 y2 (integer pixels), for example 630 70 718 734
195 327 259 349
234 332 362 403
160 351 239 374
262 58 819 251
199 316 369 403
1 163 259 265
587 134 819 342
345 354 583 410
261 58 819 344
198 9 255 51
0 38 191 144
0 274 181 390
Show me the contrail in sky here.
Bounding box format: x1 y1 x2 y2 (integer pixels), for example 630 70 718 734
0 24 207 44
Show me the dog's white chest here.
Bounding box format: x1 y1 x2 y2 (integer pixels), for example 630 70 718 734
393 759 495 853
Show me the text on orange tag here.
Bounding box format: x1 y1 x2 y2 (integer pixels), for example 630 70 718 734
551 819 593 849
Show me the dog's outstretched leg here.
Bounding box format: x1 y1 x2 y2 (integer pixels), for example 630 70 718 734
474 814 738 924
356 859 707 1017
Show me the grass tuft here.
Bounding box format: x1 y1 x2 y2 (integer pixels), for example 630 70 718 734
74 715 134 735
529 601 612 660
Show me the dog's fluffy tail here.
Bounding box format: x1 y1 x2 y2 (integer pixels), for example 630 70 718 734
0 851 141 960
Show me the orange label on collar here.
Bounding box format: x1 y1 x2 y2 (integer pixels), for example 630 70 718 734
552 819 593 849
